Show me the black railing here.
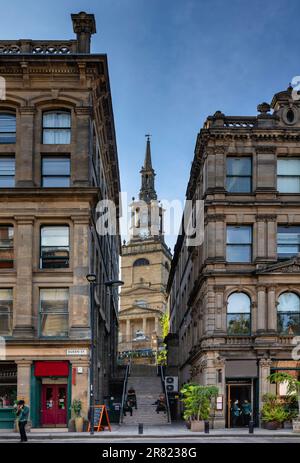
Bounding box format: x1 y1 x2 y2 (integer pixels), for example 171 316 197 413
119 358 131 424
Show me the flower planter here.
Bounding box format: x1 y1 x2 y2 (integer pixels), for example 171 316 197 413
190 420 205 432
264 421 279 430
75 416 84 432
292 419 300 433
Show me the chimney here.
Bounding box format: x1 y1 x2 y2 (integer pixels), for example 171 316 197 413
71 11 96 54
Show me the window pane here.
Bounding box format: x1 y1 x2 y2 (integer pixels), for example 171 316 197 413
0 226 14 268
43 112 71 128
0 114 16 143
228 292 251 314
278 176 300 193
227 314 251 335
227 245 251 262
227 157 251 176
226 177 251 193
43 129 71 144
278 293 300 313
40 288 69 337
0 289 13 335
41 227 69 247
278 159 300 176
278 313 300 335
42 158 70 176
227 226 252 244
42 177 70 187
0 158 15 175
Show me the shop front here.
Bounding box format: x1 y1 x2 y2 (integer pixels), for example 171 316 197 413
225 359 259 428
0 362 17 429
31 361 72 428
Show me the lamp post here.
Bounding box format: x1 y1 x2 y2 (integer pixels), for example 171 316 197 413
86 273 124 435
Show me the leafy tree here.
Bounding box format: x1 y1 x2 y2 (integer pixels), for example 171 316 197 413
268 372 300 419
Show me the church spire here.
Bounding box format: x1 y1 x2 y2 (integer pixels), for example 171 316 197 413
139 135 157 203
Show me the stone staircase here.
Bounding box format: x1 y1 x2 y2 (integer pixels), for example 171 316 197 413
122 364 169 425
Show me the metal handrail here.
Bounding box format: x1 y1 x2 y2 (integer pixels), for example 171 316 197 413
119 358 131 424
159 365 171 423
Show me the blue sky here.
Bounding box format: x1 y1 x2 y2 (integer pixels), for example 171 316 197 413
1 0 300 248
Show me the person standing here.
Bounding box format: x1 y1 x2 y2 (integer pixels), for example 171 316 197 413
16 400 30 442
241 400 252 426
231 400 241 427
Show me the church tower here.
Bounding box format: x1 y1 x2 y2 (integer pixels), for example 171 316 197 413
119 137 172 362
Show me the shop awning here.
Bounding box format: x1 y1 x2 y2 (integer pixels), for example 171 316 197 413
34 361 69 377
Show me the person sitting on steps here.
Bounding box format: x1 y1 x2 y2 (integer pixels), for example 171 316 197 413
127 387 137 409
152 393 167 414
123 399 134 417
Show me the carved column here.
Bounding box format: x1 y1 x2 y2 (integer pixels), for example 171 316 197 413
16 107 35 187
257 286 266 332
259 358 273 410
267 286 277 332
73 107 91 186
13 216 34 337
16 360 32 406
70 216 90 339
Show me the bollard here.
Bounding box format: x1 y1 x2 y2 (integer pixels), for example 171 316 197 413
204 420 209 434
138 423 143 434
249 421 254 434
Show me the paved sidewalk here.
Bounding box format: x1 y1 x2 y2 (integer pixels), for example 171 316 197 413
0 423 299 439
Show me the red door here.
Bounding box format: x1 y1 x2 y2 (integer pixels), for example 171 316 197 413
41 384 67 427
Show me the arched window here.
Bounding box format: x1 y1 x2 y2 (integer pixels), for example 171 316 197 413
0 113 16 143
133 258 150 267
277 292 300 335
227 292 251 335
43 110 71 144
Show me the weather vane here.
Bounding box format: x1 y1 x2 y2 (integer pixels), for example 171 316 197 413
145 133 151 141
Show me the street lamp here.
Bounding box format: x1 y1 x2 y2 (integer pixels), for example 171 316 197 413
86 273 124 434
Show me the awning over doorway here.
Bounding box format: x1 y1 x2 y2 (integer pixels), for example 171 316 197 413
34 361 69 377
225 360 258 378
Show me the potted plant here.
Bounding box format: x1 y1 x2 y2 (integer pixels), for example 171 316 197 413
261 393 288 430
72 399 83 432
180 383 218 432
268 372 300 433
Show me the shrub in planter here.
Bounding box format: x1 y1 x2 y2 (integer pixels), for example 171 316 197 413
268 372 300 433
261 393 288 430
180 383 218 432
72 399 84 432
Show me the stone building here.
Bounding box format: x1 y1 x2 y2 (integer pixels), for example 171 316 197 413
0 12 121 428
119 137 171 360
167 86 300 428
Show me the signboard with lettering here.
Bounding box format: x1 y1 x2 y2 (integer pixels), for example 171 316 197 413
66 349 88 356
88 405 111 432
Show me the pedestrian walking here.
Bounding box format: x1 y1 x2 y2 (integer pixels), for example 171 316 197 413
16 400 30 442
231 400 241 427
241 400 252 426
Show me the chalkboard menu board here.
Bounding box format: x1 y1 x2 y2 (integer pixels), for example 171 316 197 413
88 405 111 432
